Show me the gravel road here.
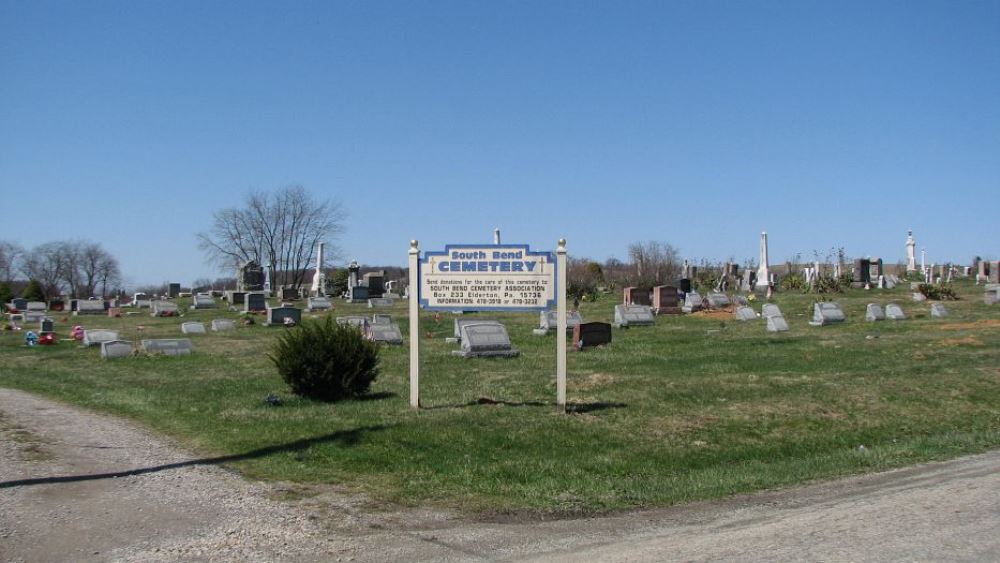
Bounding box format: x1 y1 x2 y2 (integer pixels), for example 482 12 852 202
2 387 998 562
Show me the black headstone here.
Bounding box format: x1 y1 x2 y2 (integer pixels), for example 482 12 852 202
573 322 612 349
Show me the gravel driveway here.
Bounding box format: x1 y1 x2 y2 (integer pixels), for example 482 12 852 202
2 387 999 562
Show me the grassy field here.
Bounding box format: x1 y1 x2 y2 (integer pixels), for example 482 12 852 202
2 281 999 515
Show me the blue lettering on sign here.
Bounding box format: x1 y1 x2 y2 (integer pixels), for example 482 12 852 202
436 259 541 273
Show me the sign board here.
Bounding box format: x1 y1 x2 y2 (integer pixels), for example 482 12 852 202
419 244 555 311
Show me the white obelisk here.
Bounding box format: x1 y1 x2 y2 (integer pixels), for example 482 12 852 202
311 242 326 296
755 231 770 290
906 230 916 272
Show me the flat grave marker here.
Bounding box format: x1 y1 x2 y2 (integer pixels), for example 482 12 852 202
141 339 193 356
613 304 655 328
181 322 207 334
211 319 236 332
101 340 133 359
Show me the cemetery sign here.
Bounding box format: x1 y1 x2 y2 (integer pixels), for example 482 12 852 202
419 244 555 311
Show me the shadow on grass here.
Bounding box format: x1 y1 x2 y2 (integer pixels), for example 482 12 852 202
354 391 396 402
0 424 393 489
425 398 627 413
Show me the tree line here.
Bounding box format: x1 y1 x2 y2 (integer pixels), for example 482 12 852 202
0 240 121 300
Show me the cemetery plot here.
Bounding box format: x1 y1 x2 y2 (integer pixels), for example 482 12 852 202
452 323 519 358
613 305 655 328
140 339 193 356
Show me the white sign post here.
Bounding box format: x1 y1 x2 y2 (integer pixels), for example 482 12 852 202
408 239 567 412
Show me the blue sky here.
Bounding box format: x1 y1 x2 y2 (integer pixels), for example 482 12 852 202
2 1 998 287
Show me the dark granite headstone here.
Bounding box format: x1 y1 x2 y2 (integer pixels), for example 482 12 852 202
265 306 302 326
572 322 612 349
245 292 267 313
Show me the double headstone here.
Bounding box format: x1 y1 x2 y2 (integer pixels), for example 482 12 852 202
452 322 519 358
681 291 703 313
865 303 886 322
152 301 179 317
809 302 846 326
75 300 107 315
265 306 302 326
83 329 120 347
623 287 651 306
885 303 906 321
101 340 133 359
211 319 236 332
613 304 655 328
651 286 681 315
307 296 332 311
181 322 207 334
537 310 583 333
572 322 612 350
141 339 193 356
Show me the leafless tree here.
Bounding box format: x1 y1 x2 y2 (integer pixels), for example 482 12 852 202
20 242 68 298
626 241 681 288
17 240 121 298
0 241 24 282
197 185 346 288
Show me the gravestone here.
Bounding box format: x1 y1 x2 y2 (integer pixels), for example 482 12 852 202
705 292 730 308
372 314 393 325
347 286 369 303
40 317 54 334
101 340 133 359
761 304 783 318
678 278 692 294
191 294 216 309
211 319 236 332
766 315 790 332
681 291 703 313
26 302 46 312
280 286 299 301
454 318 501 340
265 306 302 326
984 290 998 305
368 297 395 308
83 329 120 347
363 271 385 297
75 300 106 315
651 286 681 315
11 297 27 310
853 259 871 286
912 293 927 302
885 303 906 320
538 310 584 332
168 283 181 298
990 261 1000 284
134 299 151 309
865 303 885 322
367 323 403 345
613 304 655 328
336 315 369 328
572 322 612 349
244 292 267 313
151 301 179 317
141 339 193 356
24 309 46 323
623 287 651 306
238 262 265 292
225 291 247 306
734 306 756 321
48 298 65 312
452 323 519 358
809 302 846 326
307 296 332 311
930 303 948 318
181 322 207 334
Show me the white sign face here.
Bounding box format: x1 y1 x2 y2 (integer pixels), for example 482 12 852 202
419 244 555 311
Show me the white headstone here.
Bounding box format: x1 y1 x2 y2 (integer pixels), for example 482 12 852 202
181 322 207 334
885 303 906 320
865 303 885 322
211 319 236 332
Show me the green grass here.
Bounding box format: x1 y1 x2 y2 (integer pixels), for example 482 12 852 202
2 281 999 514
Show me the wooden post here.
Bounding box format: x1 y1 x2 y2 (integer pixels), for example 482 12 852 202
409 240 420 408
556 238 567 412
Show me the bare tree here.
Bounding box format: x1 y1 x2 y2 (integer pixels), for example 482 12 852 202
17 240 121 298
198 186 346 288
626 241 681 288
0 241 24 282
20 242 68 298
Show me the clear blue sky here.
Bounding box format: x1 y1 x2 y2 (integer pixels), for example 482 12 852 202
2 1 997 287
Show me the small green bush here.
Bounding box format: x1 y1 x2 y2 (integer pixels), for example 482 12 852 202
918 283 958 301
780 273 805 291
269 317 380 401
21 280 45 301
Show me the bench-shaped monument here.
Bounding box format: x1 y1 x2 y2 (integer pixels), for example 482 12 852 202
809 302 846 326
613 304 655 328
452 322 519 358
